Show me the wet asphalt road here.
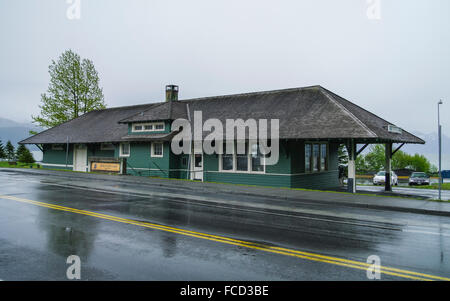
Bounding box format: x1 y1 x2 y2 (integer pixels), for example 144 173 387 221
357 185 450 200
0 170 450 281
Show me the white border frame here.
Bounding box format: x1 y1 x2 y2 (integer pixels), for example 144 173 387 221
151 142 164 158
119 143 130 157
218 141 266 174
132 122 165 133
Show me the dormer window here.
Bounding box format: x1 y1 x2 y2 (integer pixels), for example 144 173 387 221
132 122 165 132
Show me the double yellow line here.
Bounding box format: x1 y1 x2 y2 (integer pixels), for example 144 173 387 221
1 194 448 281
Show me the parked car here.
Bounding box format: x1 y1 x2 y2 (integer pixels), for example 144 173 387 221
373 171 398 186
408 172 430 186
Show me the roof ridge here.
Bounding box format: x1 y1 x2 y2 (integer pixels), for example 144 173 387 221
93 102 158 112
178 85 322 103
319 87 377 138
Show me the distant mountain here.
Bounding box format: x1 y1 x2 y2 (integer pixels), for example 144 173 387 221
402 131 450 155
0 117 43 152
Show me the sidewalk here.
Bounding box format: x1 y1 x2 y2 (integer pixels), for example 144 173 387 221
2 168 450 217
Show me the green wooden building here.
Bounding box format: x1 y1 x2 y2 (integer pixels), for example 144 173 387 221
20 85 424 191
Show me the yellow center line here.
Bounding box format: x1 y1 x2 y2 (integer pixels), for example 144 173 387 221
1 194 448 281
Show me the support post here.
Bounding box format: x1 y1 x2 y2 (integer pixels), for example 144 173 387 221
385 142 392 192
347 139 356 193
65 137 69 168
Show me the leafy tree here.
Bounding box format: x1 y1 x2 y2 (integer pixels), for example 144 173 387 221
355 155 371 174
407 154 431 172
363 144 385 172
0 140 6 159
32 49 106 128
17 145 35 163
430 165 438 174
356 144 434 173
5 141 15 161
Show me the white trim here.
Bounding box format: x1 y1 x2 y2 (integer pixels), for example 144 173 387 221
209 170 339 176
40 163 73 167
151 142 164 157
218 141 266 174
132 122 165 133
123 167 338 176
119 143 130 157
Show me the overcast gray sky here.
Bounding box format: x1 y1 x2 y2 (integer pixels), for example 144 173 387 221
1 0 449 135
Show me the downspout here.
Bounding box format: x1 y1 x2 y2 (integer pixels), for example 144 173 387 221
186 103 192 180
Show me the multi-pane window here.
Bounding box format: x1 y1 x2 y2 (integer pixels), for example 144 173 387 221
151 142 163 157
219 141 265 173
132 122 165 132
221 154 233 170
305 143 328 173
120 143 130 157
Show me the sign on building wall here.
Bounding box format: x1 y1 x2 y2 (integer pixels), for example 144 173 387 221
91 162 120 173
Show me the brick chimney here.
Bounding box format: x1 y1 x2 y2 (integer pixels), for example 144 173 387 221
165 85 179 102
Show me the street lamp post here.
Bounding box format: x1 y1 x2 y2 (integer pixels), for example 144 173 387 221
438 100 443 201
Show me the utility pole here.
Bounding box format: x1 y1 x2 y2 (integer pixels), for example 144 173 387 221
438 100 443 201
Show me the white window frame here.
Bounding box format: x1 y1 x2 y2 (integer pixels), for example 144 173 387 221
132 122 165 133
249 141 266 173
119 143 130 157
100 143 115 151
151 142 164 158
219 141 265 174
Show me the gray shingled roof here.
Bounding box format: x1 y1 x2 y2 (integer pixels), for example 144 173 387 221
20 85 424 144
119 101 188 123
20 103 159 144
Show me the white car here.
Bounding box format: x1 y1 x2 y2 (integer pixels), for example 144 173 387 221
373 171 398 186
